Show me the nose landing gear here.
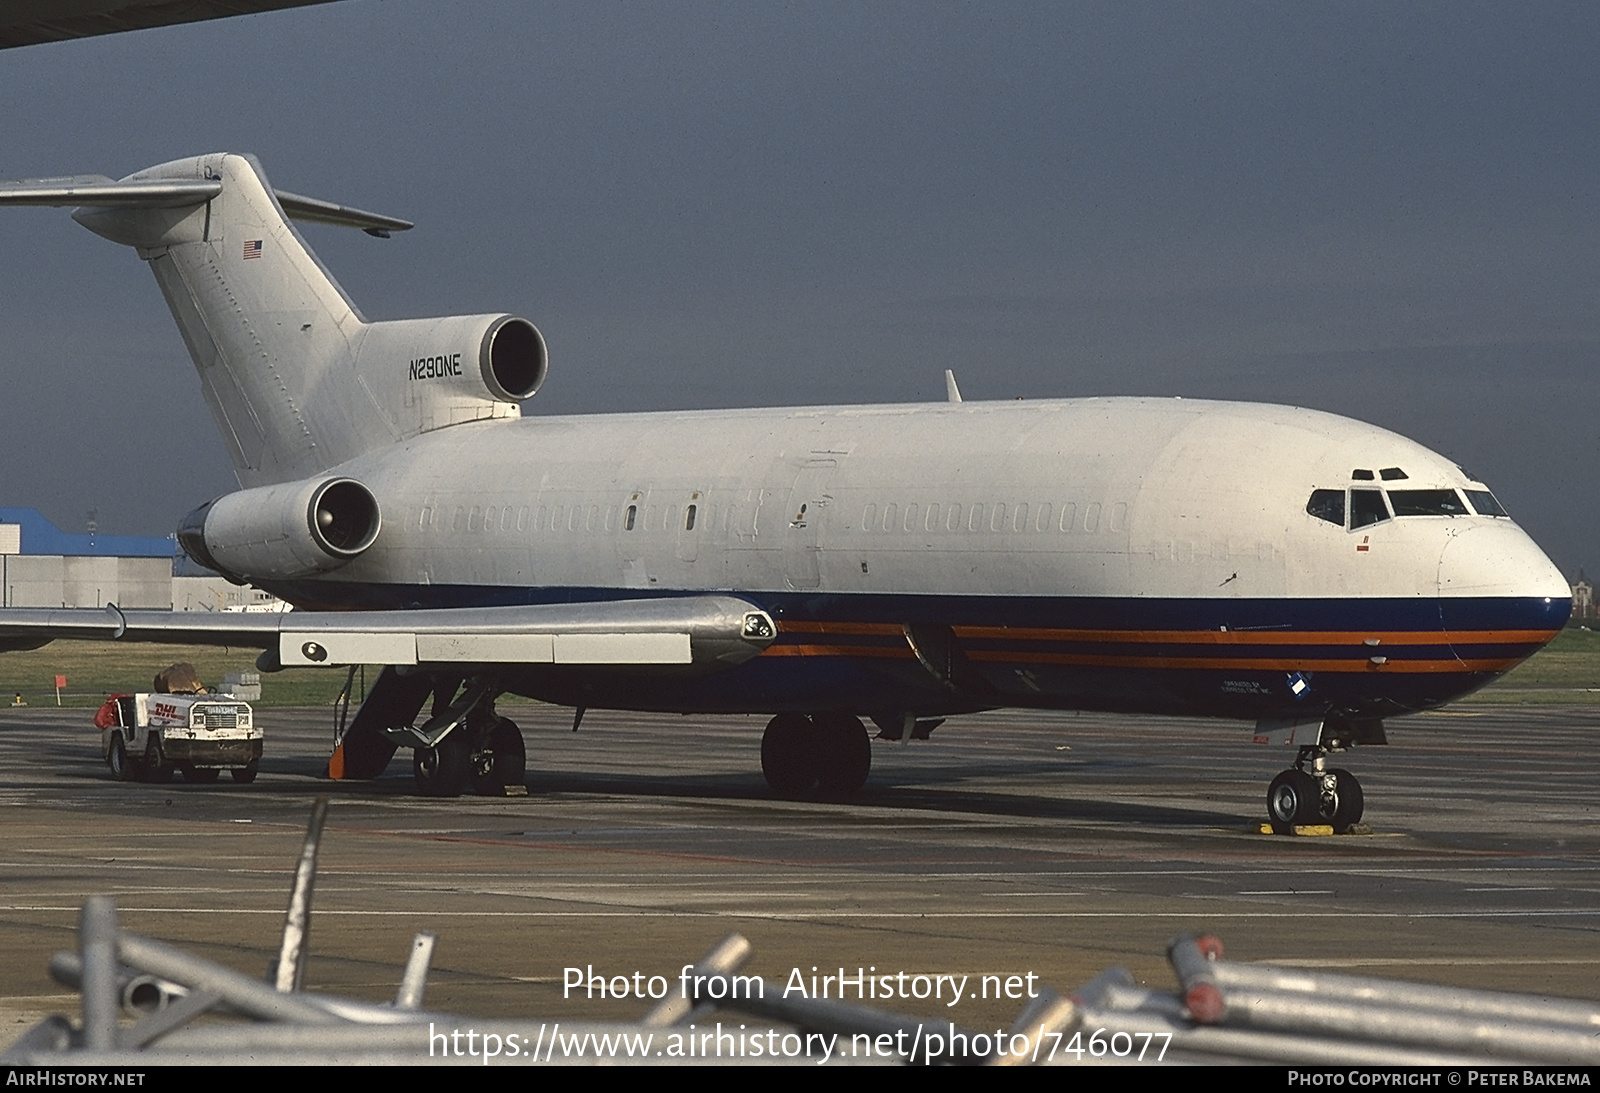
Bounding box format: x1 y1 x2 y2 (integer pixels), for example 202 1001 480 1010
1267 747 1365 834
1259 712 1382 835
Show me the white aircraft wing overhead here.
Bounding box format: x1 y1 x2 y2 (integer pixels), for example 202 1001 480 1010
0 597 777 672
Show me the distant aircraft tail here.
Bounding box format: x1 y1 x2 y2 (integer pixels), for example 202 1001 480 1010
0 153 546 488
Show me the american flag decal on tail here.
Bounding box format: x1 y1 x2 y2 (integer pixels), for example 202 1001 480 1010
243 239 262 260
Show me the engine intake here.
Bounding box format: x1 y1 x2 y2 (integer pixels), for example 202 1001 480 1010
178 476 381 581
480 315 547 401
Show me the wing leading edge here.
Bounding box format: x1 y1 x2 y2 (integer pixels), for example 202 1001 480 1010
0 597 777 672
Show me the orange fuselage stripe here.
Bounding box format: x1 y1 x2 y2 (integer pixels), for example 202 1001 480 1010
760 642 1517 672
774 620 1554 647
949 625 1558 646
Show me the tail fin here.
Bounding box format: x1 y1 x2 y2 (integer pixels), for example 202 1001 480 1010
1 153 546 487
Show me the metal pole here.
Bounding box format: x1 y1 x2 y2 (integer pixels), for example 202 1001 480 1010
396 932 437 1010
276 795 329 992
79 896 117 1051
642 933 751 1027
1169 932 1600 1031
117 931 343 1025
1167 933 1600 1063
719 986 991 1064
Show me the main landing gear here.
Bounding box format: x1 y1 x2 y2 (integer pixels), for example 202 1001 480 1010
1266 747 1364 835
413 705 526 799
760 712 872 798
330 668 526 797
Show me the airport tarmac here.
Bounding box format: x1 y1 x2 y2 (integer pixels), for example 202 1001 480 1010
0 701 1596 1050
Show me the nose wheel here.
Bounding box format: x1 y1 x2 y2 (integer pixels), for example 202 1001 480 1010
1266 749 1364 834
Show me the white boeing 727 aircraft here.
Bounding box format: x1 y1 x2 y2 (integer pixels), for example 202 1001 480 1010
0 154 1571 832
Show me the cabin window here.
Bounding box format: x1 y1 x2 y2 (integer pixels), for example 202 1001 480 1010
1012 503 1029 533
1306 489 1345 526
903 503 919 532
990 503 1007 533
624 505 636 531
862 503 877 530
1084 502 1102 532
968 504 985 532
924 503 941 532
1350 489 1390 529
685 504 697 531
1379 467 1409 481
1035 502 1052 532
882 503 898 532
1058 502 1076 532
1465 490 1508 517
1389 489 1468 517
946 504 962 531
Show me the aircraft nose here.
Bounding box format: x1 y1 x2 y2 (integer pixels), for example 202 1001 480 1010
1437 521 1571 634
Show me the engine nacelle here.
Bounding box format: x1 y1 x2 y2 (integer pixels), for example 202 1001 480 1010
178 477 381 582
353 313 548 435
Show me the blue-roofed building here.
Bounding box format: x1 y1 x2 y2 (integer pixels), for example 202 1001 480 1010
0 507 281 611
0 507 174 558
1 507 175 608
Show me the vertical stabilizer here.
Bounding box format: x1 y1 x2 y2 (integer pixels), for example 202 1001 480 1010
74 153 388 485
17 153 545 488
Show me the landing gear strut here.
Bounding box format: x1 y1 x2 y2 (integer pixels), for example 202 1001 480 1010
397 678 526 798
761 712 871 798
1267 746 1364 834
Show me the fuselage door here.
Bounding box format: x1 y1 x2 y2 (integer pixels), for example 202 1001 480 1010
784 458 836 590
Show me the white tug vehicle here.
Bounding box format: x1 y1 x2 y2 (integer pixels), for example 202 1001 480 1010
96 665 262 784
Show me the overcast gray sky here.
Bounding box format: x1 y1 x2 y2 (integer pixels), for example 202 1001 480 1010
2 2 1598 577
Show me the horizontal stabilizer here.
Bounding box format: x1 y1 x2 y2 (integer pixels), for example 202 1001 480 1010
0 176 221 208
0 173 409 233
274 190 413 236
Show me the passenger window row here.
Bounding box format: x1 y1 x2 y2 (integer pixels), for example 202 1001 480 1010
424 500 718 536
859 500 1130 535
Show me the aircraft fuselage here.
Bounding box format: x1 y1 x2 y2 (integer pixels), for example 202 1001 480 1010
264 394 1570 722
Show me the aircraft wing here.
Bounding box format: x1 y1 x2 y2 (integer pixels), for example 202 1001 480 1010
0 597 777 672
0 1 341 51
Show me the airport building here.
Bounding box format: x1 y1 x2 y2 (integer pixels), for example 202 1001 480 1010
1571 570 1594 623
0 507 283 612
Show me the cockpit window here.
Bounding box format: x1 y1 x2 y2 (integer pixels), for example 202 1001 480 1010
1351 469 1375 481
1306 489 1345 527
1350 489 1390 529
1388 489 1468 516
1465 489 1508 517
1379 467 1408 481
